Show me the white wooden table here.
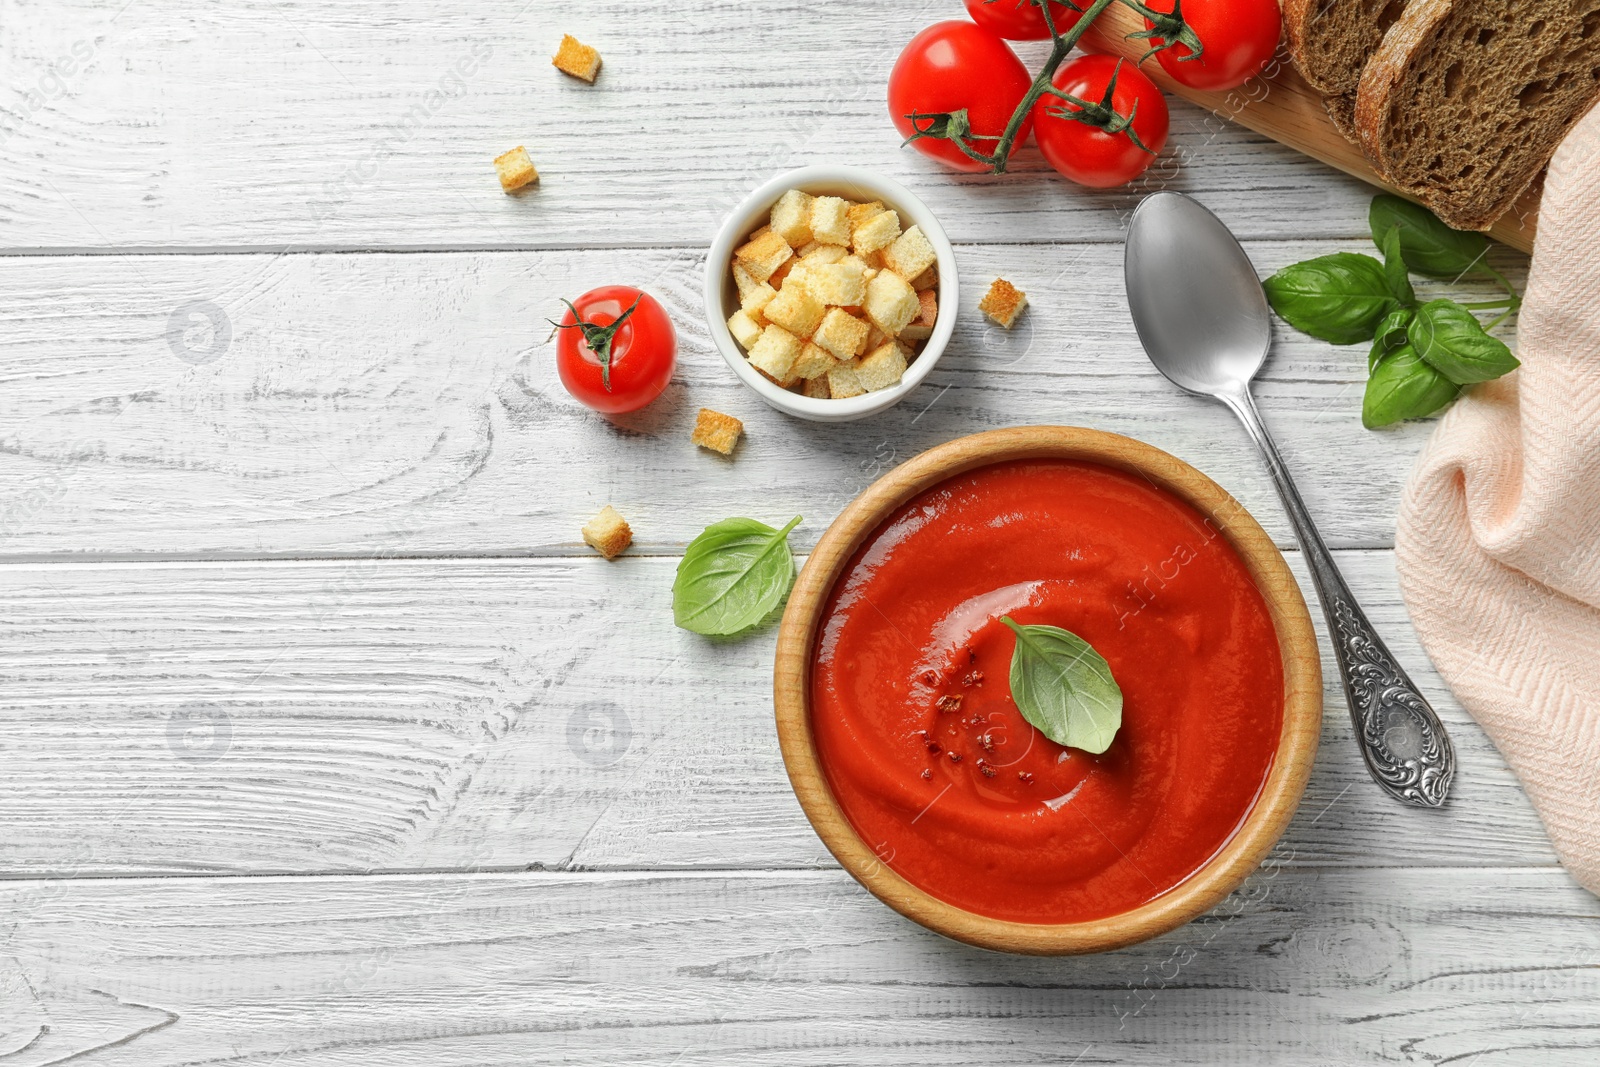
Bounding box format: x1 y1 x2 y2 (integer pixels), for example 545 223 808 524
2 2 1595 1063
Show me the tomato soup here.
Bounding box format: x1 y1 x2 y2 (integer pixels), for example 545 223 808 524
811 460 1284 924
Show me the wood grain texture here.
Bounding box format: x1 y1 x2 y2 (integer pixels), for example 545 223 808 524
2 866 1598 1065
773 427 1321 953
0 551 1553 878
1084 6 1542 250
0 0 1397 254
0 242 1525 559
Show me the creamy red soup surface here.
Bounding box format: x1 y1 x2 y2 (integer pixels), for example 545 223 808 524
810 459 1284 924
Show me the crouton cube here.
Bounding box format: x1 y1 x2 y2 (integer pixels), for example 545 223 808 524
980 278 1028 329
800 242 848 264
802 375 830 399
810 196 852 245
827 360 866 399
884 225 936 281
692 408 744 455
748 324 802 381
768 257 797 288
899 289 938 342
813 308 870 360
735 230 794 282
740 280 777 317
857 341 909 392
552 35 602 83
770 189 814 248
847 200 885 229
857 247 884 271
494 147 539 192
727 309 764 350
852 209 901 256
803 261 868 307
582 505 631 559
732 262 760 300
763 282 825 338
791 341 838 381
864 270 920 336
909 265 938 292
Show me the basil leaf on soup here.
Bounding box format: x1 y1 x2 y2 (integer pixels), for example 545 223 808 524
1001 616 1122 755
673 516 802 636
1407 299 1520 384
1263 253 1396 345
1369 195 1490 279
1378 225 1416 307
1363 345 1461 429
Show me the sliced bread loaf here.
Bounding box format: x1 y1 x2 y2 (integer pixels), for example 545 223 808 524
1356 0 1600 230
1285 0 1411 141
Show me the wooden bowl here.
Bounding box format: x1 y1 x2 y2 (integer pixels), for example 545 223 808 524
773 426 1322 955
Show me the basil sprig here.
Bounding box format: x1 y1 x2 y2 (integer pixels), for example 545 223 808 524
1264 196 1522 428
672 515 801 636
1001 616 1123 754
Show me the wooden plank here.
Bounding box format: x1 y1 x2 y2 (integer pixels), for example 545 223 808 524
0 0 1393 253
0 242 1524 559
1083 9 1541 253
0 550 1555 877
1 865 1597 1065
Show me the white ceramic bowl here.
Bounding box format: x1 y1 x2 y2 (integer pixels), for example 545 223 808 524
704 165 959 423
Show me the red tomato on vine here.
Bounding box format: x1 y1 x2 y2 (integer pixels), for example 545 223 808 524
962 0 1084 41
1030 55 1169 188
552 286 676 414
1143 0 1281 92
888 20 1035 172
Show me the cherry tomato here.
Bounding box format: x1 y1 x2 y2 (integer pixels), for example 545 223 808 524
1144 0 1281 92
962 0 1084 41
554 286 676 414
888 20 1034 173
1030 55 1169 188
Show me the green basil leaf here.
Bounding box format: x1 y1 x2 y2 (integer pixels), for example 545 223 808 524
1000 616 1122 754
673 515 801 636
1263 253 1397 344
1370 307 1414 371
1363 344 1461 429
1406 298 1520 384
1378 225 1416 306
1369 195 1490 279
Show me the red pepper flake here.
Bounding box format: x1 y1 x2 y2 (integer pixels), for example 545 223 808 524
978 759 996 778
936 694 963 713
948 752 962 763
1017 771 1034 784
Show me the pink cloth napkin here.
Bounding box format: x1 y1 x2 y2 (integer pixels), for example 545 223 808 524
1396 105 1600 894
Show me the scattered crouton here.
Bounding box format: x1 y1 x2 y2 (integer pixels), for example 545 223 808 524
552 35 602 83
692 408 744 455
884 225 936 281
770 189 814 248
494 147 539 192
735 230 793 283
582 505 631 559
979 278 1028 329
813 307 870 360
864 270 919 337
748 324 802 381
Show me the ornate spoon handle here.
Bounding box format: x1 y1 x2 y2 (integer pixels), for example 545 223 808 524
1219 387 1455 808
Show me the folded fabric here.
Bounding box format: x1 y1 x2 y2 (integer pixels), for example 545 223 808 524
1396 104 1600 895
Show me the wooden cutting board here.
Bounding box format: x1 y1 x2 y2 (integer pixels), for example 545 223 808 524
1082 10 1539 254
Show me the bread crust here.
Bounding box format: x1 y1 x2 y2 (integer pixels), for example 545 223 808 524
1283 0 1337 94
1353 0 1452 185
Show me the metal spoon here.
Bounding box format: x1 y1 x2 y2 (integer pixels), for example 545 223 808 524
1123 191 1453 808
